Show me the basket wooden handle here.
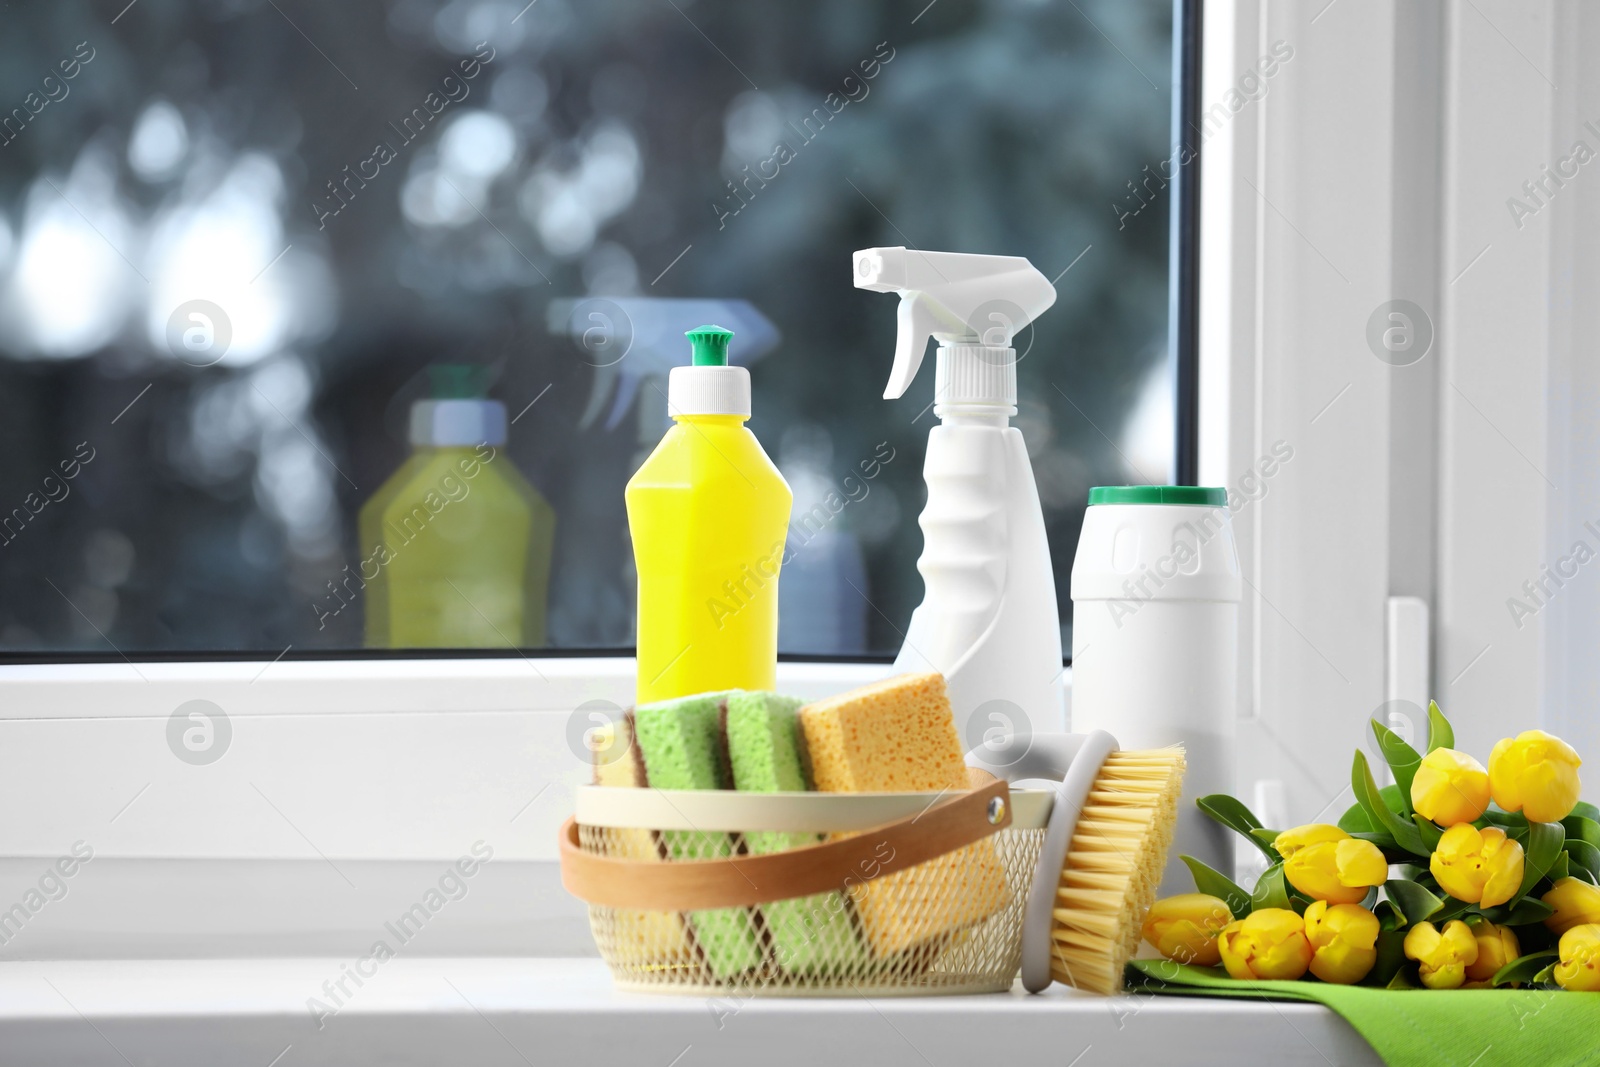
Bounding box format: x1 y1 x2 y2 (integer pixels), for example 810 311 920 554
559 778 1013 911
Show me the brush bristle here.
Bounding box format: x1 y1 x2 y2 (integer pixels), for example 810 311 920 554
1048 747 1184 994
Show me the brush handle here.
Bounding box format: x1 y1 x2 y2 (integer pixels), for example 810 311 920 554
966 731 1129 993
561 778 1013 911
965 731 1103 783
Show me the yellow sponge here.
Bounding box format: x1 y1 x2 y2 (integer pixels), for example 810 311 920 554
799 673 1007 957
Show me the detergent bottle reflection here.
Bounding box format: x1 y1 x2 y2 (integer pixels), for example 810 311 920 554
361 365 555 648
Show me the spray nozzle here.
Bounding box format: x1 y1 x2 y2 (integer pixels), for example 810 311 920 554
544 298 779 436
853 246 1056 403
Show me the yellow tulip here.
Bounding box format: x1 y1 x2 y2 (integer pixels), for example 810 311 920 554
1463 919 1520 982
1488 729 1583 823
1275 823 1348 854
1302 900 1379 984
1430 823 1524 908
1409 747 1490 826
1142 893 1232 966
1554 923 1600 992
1543 876 1600 936
1217 908 1312 981
1404 919 1478 989
1274 824 1388 905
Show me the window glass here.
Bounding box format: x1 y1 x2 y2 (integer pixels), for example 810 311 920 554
0 0 1173 656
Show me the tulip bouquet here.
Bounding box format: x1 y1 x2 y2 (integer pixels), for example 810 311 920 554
1144 702 1600 991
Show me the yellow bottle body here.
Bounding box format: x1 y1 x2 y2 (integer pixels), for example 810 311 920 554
360 445 555 648
626 414 792 704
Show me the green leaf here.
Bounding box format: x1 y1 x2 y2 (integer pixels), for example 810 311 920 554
1350 831 1402 855
1573 801 1600 822
1546 852 1570 884
1370 718 1422 816
1248 827 1283 853
1513 821 1566 904
1533 962 1558 984
1378 783 1406 814
1431 896 1471 924
1385 879 1445 926
1180 854 1252 918
1476 896 1552 925
1339 800 1376 833
1197 793 1262 830
1353 750 1428 856
1373 898 1406 932
1564 839 1600 883
1251 863 1292 912
1504 897 1555 925
1426 700 1453 753
1478 806 1522 828
1413 814 1443 851
1387 965 1419 990
1563 814 1600 849
1492 950 1557 987
1197 794 1280 861
1367 928 1408 986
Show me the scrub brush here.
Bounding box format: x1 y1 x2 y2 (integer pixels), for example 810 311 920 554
967 732 1185 994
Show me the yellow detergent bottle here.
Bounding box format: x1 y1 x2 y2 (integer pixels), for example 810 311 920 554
626 326 792 703
361 365 555 648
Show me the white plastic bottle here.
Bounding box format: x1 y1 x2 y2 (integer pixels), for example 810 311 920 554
1069 486 1242 889
853 246 1065 743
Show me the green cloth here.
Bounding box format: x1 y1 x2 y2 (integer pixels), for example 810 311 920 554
1126 960 1600 1067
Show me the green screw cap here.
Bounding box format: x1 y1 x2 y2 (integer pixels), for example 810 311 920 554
686 325 733 367
428 364 492 399
1087 485 1227 507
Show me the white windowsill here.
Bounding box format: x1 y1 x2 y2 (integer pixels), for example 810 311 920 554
0 657 905 961
0 957 1380 1067
13 657 1377 1067
0 656 897 863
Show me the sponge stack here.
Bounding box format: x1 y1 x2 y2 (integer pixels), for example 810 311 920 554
799 672 1008 956
723 691 864 974
630 691 763 979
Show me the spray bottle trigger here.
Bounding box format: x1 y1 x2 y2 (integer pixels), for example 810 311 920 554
884 293 940 400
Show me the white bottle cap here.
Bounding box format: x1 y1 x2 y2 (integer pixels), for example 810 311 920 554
934 343 1018 415
410 399 508 447
666 364 751 418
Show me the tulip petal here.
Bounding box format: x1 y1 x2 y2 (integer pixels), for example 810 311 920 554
1490 730 1583 823
1555 924 1600 991
1274 823 1349 859
1544 876 1600 936
1404 921 1442 961
1335 839 1388 888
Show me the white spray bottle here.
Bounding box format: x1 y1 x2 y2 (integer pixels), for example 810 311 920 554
854 246 1065 743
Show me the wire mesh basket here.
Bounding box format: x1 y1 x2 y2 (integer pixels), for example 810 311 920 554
559 779 1049 996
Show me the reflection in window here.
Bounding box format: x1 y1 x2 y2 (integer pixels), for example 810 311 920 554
0 0 1172 655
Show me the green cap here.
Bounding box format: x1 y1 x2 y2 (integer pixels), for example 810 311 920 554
428 364 492 399
1087 485 1227 507
686 325 733 367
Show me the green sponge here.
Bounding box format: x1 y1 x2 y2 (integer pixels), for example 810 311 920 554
724 691 866 975
631 691 762 980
